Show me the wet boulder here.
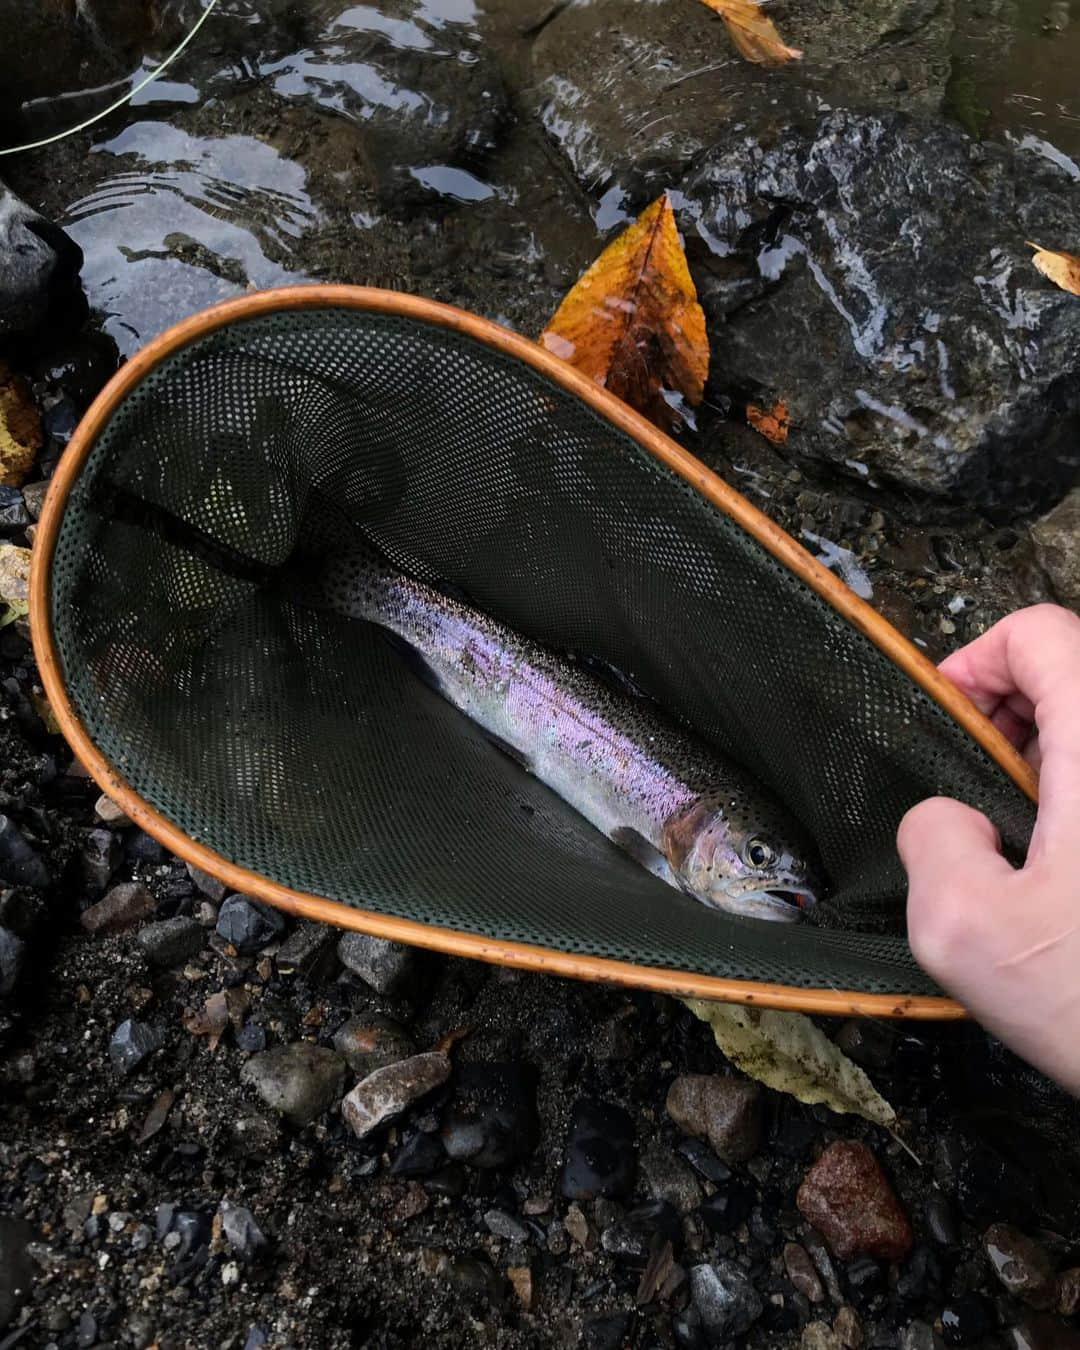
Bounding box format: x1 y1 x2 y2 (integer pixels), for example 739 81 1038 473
680 111 1080 510
529 0 952 205
254 0 507 203
0 183 84 345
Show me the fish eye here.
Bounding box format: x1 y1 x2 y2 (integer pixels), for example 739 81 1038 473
745 837 776 869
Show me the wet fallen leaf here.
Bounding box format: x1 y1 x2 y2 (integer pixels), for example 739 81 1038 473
1028 241 1080 297
681 999 896 1128
136 1088 175 1145
746 398 790 445
30 688 62 735
0 543 31 628
0 361 42 487
697 0 802 65
541 193 709 430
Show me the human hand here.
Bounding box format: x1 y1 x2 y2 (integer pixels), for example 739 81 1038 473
897 604 1080 1094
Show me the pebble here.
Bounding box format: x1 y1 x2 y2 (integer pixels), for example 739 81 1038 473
93 793 130 826
240 1043 348 1126
0 1214 33 1329
236 1023 267 1053
564 1202 594 1249
797 1141 914 1262
901 1321 944 1350
337 932 415 996
332 1014 417 1076
601 1199 681 1267
0 814 49 889
953 1133 1035 1229
560 1099 636 1200
484 1209 529 1243
1058 1268 1080 1317
833 1020 895 1070
666 1074 762 1163
940 1292 995 1347
229 1115 282 1158
984 1222 1057 1308
186 862 227 902
216 896 286 955
0 925 26 998
20 480 48 521
1009 1313 1080 1350
697 1177 756 1235
125 830 166 864
81 827 121 892
108 1018 163 1075
677 1136 732 1184
688 1259 764 1341
924 1191 959 1247
834 1305 863 1350
843 1256 884 1306
447 1254 505 1304
584 1313 634 1350
0 487 29 531
342 1052 451 1141
276 922 338 980
441 1062 538 1170
219 1200 268 1259
137 916 206 967
80 882 154 935
391 1129 446 1177
785 1242 826 1303
802 1323 840 1350
507 1263 533 1310
640 1142 703 1214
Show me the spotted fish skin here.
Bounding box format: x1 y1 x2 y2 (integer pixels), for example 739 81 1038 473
305 548 820 921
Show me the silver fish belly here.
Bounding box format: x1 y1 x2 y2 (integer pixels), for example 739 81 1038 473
305 550 820 921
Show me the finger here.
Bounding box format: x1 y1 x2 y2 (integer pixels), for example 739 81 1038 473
897 796 1015 980
940 606 1080 845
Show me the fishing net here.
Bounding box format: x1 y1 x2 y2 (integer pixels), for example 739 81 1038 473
43 299 1035 998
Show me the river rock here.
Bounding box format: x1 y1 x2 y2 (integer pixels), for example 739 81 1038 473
441 1062 538 1169
639 1142 703 1214
688 1259 764 1341
802 1325 840 1350
337 932 415 997
1010 1314 1080 1350
81 828 121 893
530 0 951 206
216 895 286 955
984 1223 1057 1309
680 110 1080 509
940 1292 995 1346
0 183 84 344
666 1074 762 1163
1032 490 1080 611
240 1042 348 1126
0 925 25 999
332 1014 417 1075
254 0 507 203
219 1200 268 1259
797 1140 913 1262
1059 1269 1080 1317
560 1098 636 1200
81 882 154 935
0 1214 33 1329
0 814 49 889
342 1051 451 1141
785 1241 826 1303
109 1018 163 1075
136 916 205 968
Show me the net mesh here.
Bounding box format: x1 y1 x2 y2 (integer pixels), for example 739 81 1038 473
48 305 1036 995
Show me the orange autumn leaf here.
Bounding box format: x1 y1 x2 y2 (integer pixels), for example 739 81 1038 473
747 398 790 445
1028 242 1080 297
541 193 709 431
697 0 802 65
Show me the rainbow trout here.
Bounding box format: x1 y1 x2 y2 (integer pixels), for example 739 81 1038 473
301 550 821 922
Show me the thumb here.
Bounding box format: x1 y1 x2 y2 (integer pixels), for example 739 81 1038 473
897 796 1015 977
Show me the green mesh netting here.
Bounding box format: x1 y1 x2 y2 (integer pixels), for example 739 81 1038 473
48 303 1036 995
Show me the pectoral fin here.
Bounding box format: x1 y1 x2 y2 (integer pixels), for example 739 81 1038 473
611 827 679 888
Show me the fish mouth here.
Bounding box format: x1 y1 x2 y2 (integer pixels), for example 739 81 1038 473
721 883 818 922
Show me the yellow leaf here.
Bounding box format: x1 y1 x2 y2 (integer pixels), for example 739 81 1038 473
541 193 709 430
0 361 43 488
747 398 791 445
1028 241 1080 297
697 0 802 65
0 543 31 628
682 998 897 1127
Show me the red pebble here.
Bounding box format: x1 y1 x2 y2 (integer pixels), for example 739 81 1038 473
796 1140 914 1262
